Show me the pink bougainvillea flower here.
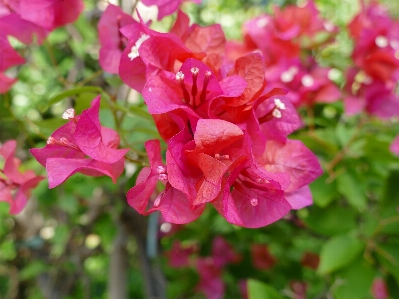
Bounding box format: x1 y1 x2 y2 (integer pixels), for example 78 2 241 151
126 139 205 224
0 0 83 94
194 236 240 299
30 96 128 188
344 69 399 118
118 19 199 92
273 0 337 48
164 240 198 268
196 257 224 299
0 140 44 214
18 0 84 31
141 0 201 21
390 134 399 156
98 4 136 74
371 278 389 299
211 236 241 268
260 140 322 193
250 243 276 270
118 11 225 92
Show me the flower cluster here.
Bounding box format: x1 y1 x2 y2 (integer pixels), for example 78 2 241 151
344 1 399 118
165 236 241 299
226 0 341 108
30 96 128 188
109 9 324 227
0 0 84 93
0 140 43 214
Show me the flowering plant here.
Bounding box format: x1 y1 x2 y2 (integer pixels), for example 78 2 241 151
1 0 399 298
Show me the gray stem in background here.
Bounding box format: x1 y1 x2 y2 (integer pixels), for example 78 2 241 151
108 225 129 299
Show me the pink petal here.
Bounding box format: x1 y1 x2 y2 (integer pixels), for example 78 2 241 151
0 35 25 72
262 140 323 192
217 185 291 228
75 96 128 163
170 10 190 37
190 153 227 205
0 13 47 45
193 119 244 155
390 134 399 156
10 176 44 214
183 24 226 55
0 72 17 93
19 0 84 30
98 4 136 74
285 185 313 209
153 187 205 224
46 157 124 188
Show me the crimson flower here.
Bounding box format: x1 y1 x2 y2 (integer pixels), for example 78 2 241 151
0 140 44 214
30 96 128 188
250 243 276 270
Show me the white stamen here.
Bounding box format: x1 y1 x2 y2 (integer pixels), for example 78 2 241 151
156 166 168 182
256 17 269 28
47 136 57 145
128 34 150 60
62 108 75 120
301 74 314 87
191 67 199 76
154 191 165 207
274 98 286 110
280 66 298 83
272 108 282 118
156 165 167 174
375 35 388 48
250 198 258 206
176 71 185 82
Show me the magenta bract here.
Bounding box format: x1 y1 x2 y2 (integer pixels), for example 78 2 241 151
30 96 128 188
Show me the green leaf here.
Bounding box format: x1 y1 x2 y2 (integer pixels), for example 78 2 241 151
46 86 107 110
20 261 48 281
310 173 338 207
318 235 364 275
302 206 357 236
248 279 285 299
333 257 375 299
337 172 367 210
74 92 98 114
376 242 399 285
0 239 16 261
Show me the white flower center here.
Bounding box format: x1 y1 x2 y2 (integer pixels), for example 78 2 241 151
128 34 150 61
301 74 314 87
375 35 388 48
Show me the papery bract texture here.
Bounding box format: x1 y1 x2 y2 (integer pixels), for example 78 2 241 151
30 96 128 188
0 140 44 214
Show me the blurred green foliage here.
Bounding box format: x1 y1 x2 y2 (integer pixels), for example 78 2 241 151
1 0 399 298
